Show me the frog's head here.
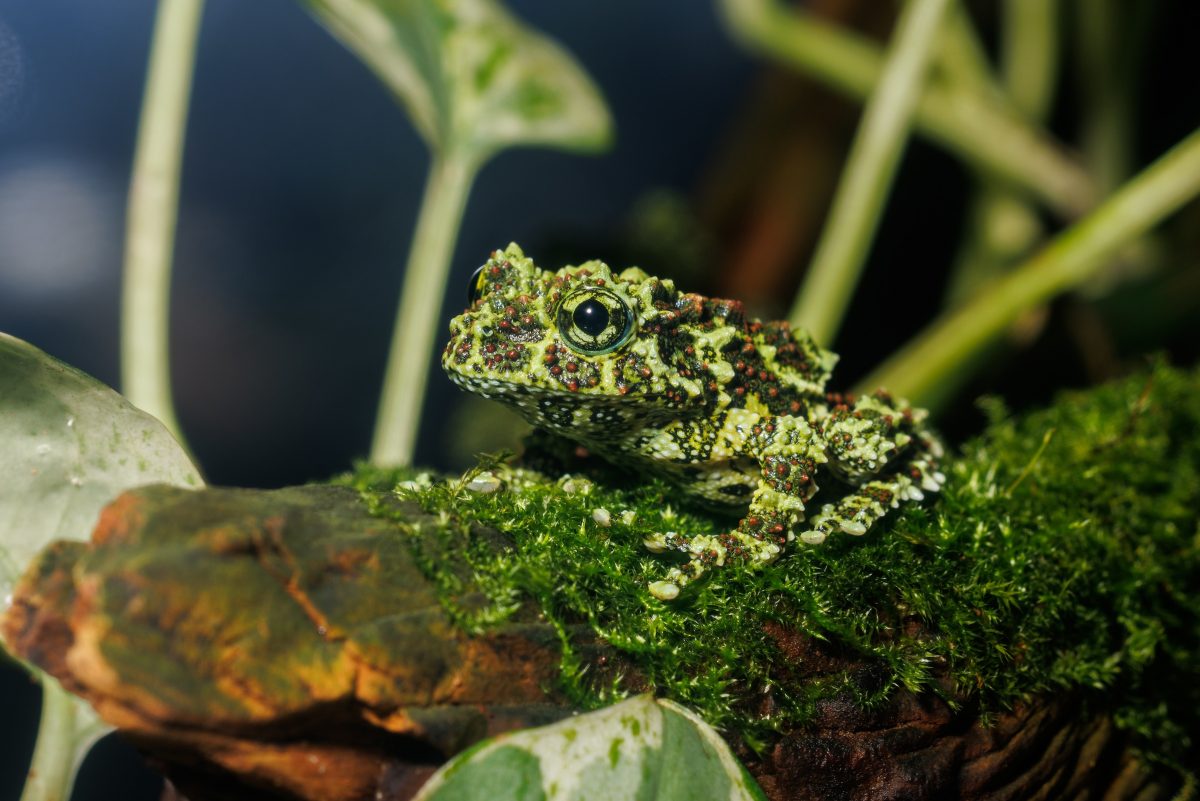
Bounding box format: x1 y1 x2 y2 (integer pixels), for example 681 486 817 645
443 243 720 437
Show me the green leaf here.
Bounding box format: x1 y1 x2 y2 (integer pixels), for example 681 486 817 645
0 332 202 609
413 695 767 801
300 0 612 161
0 333 202 801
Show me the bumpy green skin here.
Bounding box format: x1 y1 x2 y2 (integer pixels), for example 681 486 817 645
443 244 944 599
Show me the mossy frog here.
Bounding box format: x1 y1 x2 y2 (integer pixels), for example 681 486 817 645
443 244 944 599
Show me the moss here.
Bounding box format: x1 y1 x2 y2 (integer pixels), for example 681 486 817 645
339 361 1200 778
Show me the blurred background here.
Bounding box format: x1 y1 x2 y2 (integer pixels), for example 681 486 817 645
1 0 1198 798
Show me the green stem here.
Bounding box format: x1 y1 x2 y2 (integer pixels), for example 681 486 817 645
716 0 1093 216
1075 0 1130 194
120 0 205 444
370 153 477 466
1072 0 1160 293
20 673 108 801
855 125 1200 405
942 0 1059 307
942 190 1042 308
934 3 999 100
788 0 952 344
1002 0 1059 120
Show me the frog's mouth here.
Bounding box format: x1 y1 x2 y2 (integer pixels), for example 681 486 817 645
444 358 681 442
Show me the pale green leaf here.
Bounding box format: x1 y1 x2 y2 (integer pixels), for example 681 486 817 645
0 332 202 801
301 0 613 161
414 695 767 801
0 332 202 606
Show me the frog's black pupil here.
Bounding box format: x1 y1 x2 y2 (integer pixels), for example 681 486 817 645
572 299 609 336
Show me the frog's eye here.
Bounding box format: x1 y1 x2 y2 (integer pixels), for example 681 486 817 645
557 288 634 355
465 263 490 306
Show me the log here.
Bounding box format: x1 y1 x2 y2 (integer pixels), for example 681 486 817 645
3 483 1175 801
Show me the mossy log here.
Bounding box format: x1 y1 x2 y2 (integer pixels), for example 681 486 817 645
0 487 1174 801
4 366 1198 800
5 486 601 801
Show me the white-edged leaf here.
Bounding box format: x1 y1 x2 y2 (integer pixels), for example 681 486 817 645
300 0 612 161
0 332 202 607
414 695 768 801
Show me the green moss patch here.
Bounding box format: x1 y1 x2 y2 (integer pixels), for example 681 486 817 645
341 362 1200 775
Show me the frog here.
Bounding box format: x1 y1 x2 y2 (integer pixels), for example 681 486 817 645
442 243 944 600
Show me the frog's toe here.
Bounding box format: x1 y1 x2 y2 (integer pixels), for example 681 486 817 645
838 519 868 536
798 506 837 544
643 532 672 553
643 531 692 555
649 579 681 601
650 565 693 600
917 463 946 492
801 503 873 541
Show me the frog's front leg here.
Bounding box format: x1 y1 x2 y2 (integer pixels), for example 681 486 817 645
799 390 945 543
643 411 827 600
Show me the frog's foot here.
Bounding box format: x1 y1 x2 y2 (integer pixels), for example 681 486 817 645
644 514 791 600
821 390 929 481
798 458 945 544
644 531 725 600
462 463 556 495
649 569 688 601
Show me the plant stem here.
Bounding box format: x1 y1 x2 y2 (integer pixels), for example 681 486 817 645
1002 0 1059 121
370 153 476 466
120 0 205 444
855 125 1200 406
20 673 108 801
934 3 999 100
788 0 951 344
1075 0 1138 195
942 0 1059 307
717 0 1093 217
942 190 1042 309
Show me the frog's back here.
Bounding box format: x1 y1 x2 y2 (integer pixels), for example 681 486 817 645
699 296 836 418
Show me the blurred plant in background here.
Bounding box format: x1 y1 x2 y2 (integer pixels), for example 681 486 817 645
121 0 1199 474
2 0 1199 799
